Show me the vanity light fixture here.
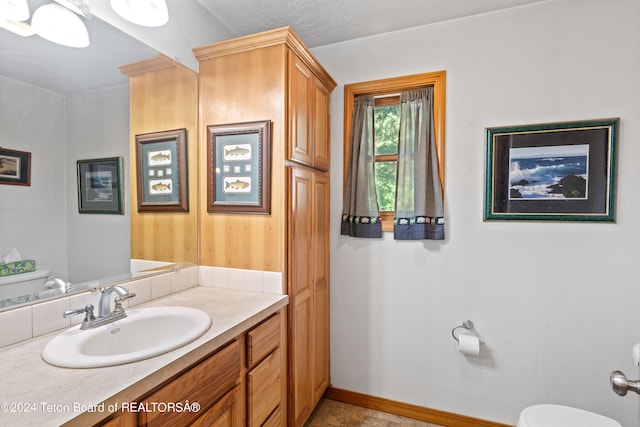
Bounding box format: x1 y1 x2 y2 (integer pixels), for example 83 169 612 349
31 3 90 48
0 0 33 36
0 17 34 36
0 0 29 22
54 0 90 19
109 0 168 27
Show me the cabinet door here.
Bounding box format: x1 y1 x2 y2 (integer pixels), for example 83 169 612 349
95 412 136 427
288 52 313 167
190 385 241 427
312 171 330 402
288 167 330 426
139 340 240 426
262 406 282 427
287 166 314 426
247 348 282 427
313 80 330 171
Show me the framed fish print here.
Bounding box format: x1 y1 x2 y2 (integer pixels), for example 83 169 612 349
484 118 619 222
207 120 271 214
0 148 31 186
77 157 124 214
135 129 188 212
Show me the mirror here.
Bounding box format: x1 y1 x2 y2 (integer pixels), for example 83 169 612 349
0 4 189 310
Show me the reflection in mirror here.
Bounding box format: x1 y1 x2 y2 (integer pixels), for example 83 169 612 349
0 262 196 312
0 5 182 311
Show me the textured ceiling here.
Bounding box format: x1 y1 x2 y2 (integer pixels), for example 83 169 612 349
0 0 546 94
196 0 548 48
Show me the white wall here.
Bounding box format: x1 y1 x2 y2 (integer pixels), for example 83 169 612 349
313 0 640 425
0 77 131 285
66 86 131 282
0 76 67 278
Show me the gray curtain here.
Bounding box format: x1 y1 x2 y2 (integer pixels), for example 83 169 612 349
394 88 445 240
341 95 382 238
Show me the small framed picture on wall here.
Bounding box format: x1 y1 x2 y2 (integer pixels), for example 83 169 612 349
0 147 31 186
135 128 189 213
206 120 271 214
77 157 124 214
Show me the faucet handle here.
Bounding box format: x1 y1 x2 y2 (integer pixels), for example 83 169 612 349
113 293 136 313
63 304 96 323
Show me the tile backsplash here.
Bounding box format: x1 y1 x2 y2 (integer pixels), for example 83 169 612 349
199 266 283 294
0 266 283 349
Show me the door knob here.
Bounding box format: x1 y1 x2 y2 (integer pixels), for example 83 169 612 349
610 370 640 396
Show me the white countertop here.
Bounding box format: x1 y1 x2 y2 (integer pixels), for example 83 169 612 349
0 286 288 427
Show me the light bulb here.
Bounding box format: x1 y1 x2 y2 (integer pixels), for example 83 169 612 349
31 3 89 48
109 0 168 27
0 0 29 21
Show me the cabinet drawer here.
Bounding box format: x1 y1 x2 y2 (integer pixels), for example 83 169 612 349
190 385 240 427
140 340 240 426
247 348 281 427
246 313 280 369
262 405 282 427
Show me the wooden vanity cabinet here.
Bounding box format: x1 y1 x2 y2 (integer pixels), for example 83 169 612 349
93 311 285 427
139 340 241 426
246 313 284 426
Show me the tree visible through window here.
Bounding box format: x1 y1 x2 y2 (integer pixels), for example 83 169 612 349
344 71 446 232
373 97 400 212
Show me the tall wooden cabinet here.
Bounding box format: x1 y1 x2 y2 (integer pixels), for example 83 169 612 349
119 55 199 265
288 167 330 425
194 27 336 426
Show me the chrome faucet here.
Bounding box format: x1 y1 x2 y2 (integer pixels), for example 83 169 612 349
64 285 136 330
44 276 71 294
99 285 131 318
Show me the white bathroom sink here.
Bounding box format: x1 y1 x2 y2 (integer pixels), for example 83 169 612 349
42 306 212 368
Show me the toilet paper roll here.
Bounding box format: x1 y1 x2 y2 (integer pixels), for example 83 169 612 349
458 333 480 356
633 343 640 366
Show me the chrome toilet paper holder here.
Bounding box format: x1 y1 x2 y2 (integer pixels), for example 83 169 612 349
451 320 485 344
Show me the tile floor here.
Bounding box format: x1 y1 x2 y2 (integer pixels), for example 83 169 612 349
305 399 446 427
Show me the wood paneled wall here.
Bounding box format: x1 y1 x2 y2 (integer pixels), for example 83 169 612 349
195 42 287 273
120 55 199 263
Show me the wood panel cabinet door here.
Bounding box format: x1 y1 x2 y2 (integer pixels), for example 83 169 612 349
288 166 330 426
288 52 313 167
95 412 136 427
312 171 330 402
190 385 241 427
313 80 331 171
247 348 282 427
288 52 331 172
288 166 314 426
139 341 240 426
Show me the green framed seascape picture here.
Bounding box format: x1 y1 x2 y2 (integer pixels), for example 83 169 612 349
484 118 619 222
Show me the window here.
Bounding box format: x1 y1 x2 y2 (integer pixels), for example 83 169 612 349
373 97 400 224
343 71 446 231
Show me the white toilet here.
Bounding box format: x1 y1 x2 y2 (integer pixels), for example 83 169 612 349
517 404 621 427
0 266 51 300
